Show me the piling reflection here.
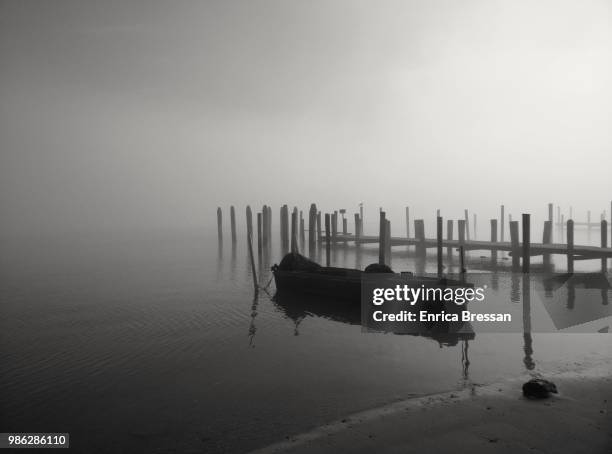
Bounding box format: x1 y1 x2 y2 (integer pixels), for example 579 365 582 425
511 272 521 302
522 274 535 370
248 293 259 347
216 241 223 280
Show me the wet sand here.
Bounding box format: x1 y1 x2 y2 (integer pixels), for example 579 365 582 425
251 362 612 454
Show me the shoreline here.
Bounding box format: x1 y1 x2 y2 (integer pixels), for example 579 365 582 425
250 361 612 454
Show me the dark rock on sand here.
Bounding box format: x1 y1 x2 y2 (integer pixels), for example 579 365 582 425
522 378 558 399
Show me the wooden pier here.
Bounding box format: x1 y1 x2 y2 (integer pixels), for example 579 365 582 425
329 233 612 260
216 201 612 274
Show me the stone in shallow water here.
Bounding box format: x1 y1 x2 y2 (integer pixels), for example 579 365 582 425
522 378 558 399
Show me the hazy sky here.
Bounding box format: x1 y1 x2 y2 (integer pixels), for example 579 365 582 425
1 0 610 235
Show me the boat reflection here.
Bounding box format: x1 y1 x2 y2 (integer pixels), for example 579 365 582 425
272 291 475 347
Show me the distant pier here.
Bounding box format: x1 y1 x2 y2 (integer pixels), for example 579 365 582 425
216 201 612 274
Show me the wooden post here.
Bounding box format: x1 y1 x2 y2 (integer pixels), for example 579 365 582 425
299 210 305 245
379 211 386 265
325 214 331 267
316 211 322 241
359 204 364 238
557 206 561 224
473 213 477 240
332 211 338 244
415 219 426 258
437 216 443 277
458 219 466 247
547 203 553 242
522 214 530 274
262 205 268 248
543 220 552 269
464 209 470 241
257 212 262 256
308 204 316 252
354 213 360 240
405 207 410 238
510 221 520 271
548 203 553 223
490 219 498 267
343 217 348 235
446 219 453 259
290 208 298 253
567 219 574 273
500 205 505 242
246 227 258 291
280 205 288 253
602 220 608 273
246 206 253 238
266 206 272 246
217 207 223 242
385 219 391 264
299 216 305 249
230 206 236 243
457 222 466 279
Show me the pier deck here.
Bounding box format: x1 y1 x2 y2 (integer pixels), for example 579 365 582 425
331 234 612 259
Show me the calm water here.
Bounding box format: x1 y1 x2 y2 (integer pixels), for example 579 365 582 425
1 227 610 453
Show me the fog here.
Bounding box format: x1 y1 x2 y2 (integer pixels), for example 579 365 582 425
1 0 610 237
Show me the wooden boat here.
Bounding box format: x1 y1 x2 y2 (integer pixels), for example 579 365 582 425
271 252 471 303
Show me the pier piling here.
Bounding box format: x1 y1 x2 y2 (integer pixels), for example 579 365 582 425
325 213 331 267
543 220 552 269
379 211 387 265
246 206 253 238
257 212 262 257
299 211 305 246
217 207 223 242
415 219 426 258
262 206 268 248
405 207 410 239
446 219 453 259
510 221 520 271
500 205 505 242
230 206 236 243
247 226 258 291
567 219 574 273
547 203 552 241
437 216 443 277
385 219 391 264
332 211 338 245
522 214 530 274
602 220 608 273
490 219 498 267
290 209 298 253
280 205 289 254
308 204 316 255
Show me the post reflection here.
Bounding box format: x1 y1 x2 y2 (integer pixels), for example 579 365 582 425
522 273 535 370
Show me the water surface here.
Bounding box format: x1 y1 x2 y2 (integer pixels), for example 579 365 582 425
1 227 610 453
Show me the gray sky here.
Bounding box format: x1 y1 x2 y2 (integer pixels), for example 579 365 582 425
1 0 610 236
